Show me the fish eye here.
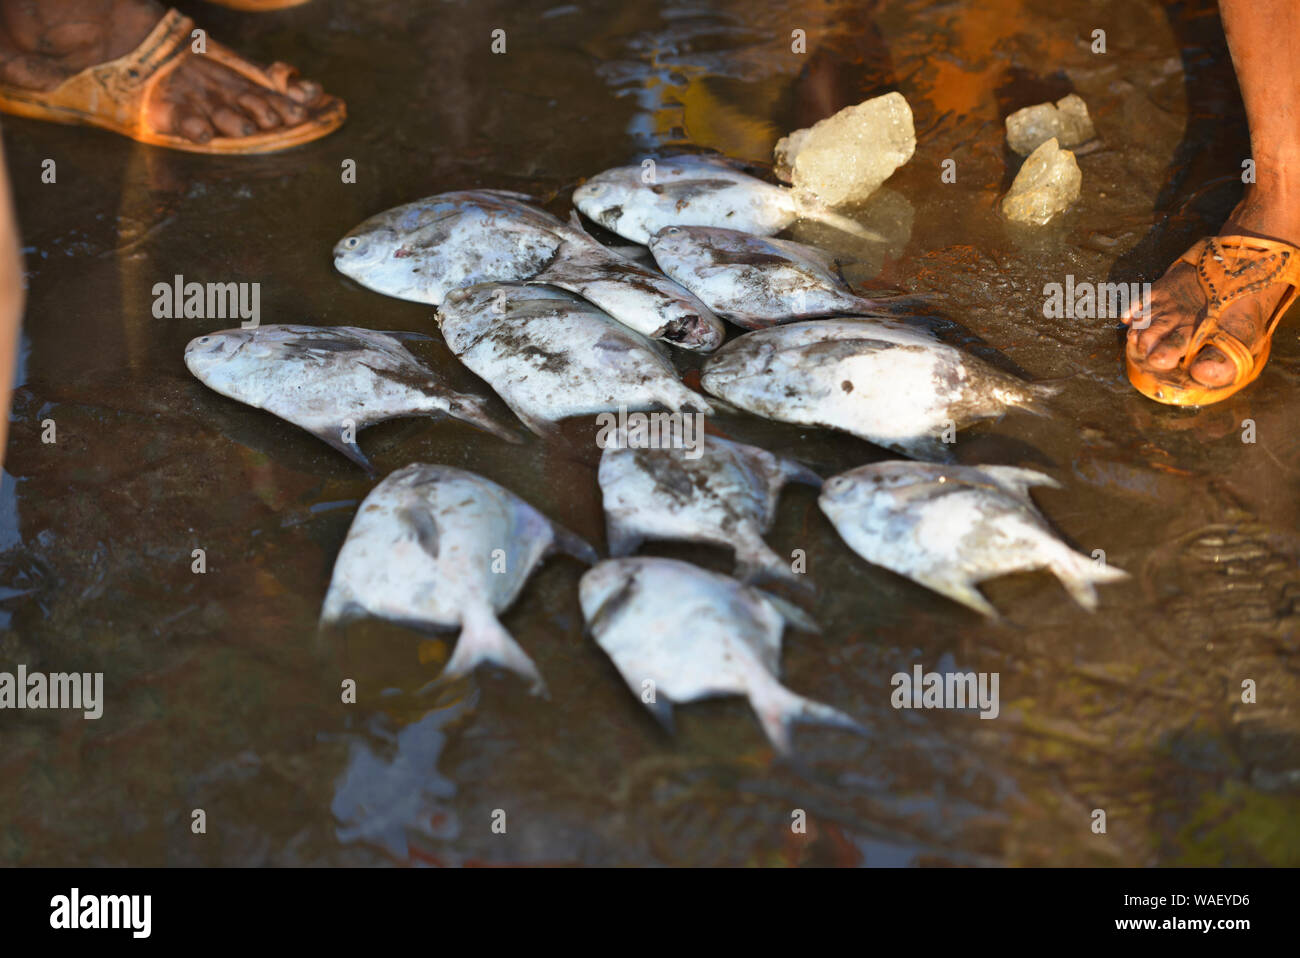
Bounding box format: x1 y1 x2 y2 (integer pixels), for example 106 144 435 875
666 227 680 234
343 237 360 249
197 337 209 344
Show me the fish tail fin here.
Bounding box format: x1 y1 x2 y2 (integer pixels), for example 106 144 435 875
445 393 526 444
843 291 938 318
794 197 886 243
751 680 867 756
442 606 549 698
842 295 900 319
1049 549 1129 612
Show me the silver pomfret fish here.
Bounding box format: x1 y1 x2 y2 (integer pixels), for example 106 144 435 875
818 462 1128 617
573 154 881 245
700 318 1056 460
648 225 887 328
333 190 560 306
597 435 821 584
321 464 598 696
184 324 517 472
578 557 864 754
438 283 713 437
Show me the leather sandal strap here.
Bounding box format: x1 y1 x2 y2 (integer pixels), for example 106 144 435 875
1179 235 1300 366
73 9 194 128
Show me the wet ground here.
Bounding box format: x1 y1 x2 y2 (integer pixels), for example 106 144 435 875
2 0 1299 866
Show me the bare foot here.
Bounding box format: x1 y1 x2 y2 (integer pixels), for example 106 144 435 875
1123 178 1300 387
0 0 328 145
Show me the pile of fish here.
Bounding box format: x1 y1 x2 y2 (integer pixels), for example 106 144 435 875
182 147 1127 755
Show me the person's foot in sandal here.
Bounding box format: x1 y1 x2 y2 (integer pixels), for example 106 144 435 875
1121 0 1300 405
1122 187 1300 392
0 0 343 153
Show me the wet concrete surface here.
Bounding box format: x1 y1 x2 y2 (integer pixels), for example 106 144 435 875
2 0 1299 865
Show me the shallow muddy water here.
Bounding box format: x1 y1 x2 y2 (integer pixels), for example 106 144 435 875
2 0 1299 866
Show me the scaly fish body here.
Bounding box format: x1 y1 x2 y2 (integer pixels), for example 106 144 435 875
819 462 1128 617
648 225 883 327
573 154 878 245
334 192 722 350
333 190 564 305
700 318 1054 460
578 557 862 753
597 435 821 583
321 464 597 695
184 324 517 471
438 283 713 437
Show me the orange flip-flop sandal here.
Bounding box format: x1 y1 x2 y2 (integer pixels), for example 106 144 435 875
1126 235 1300 405
0 8 344 154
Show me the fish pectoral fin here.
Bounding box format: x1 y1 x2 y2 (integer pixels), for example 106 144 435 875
583 573 640 639
398 506 441 561
650 178 739 200
442 606 549 698
792 196 886 243
548 519 599 565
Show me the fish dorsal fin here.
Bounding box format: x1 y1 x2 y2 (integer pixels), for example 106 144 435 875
971 465 1061 505
765 235 846 278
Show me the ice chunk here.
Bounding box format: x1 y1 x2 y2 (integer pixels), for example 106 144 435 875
1005 94 1096 156
774 91 916 207
1001 138 1082 225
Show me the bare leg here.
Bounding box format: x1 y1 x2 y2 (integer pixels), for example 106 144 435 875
1125 0 1300 388
0 133 21 468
